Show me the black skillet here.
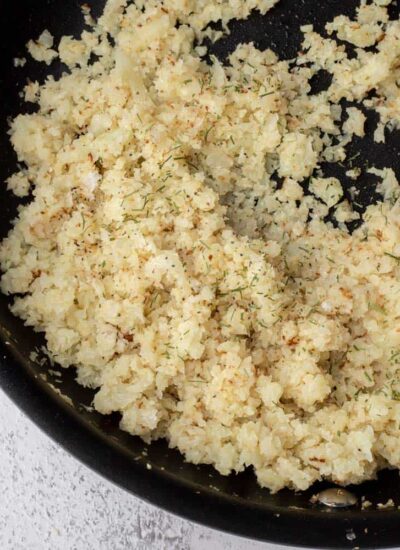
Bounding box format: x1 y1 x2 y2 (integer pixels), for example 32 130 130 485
1 1 400 548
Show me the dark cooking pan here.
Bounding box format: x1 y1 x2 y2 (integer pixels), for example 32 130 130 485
1 1 400 548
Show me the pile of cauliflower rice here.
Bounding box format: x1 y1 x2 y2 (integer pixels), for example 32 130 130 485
2 0 400 492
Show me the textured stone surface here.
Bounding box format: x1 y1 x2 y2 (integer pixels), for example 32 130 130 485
0 389 290 550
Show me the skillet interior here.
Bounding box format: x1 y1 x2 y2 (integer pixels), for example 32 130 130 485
1 1 400 547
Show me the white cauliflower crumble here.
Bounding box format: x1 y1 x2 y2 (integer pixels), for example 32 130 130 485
13 57 27 68
2 0 400 493
309 177 343 208
27 30 58 65
343 107 366 138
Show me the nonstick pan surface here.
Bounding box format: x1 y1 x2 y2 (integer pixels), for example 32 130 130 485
1 1 400 548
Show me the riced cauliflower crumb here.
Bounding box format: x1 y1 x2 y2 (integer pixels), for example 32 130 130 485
278 133 318 180
2 0 400 493
361 499 373 510
334 200 360 224
343 107 366 138
346 168 362 180
309 177 343 208
377 498 395 509
6 171 30 197
27 30 58 65
13 57 26 68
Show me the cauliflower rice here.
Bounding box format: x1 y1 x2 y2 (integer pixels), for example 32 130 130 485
2 0 400 492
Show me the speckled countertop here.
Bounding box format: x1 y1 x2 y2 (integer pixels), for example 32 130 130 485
0 389 294 550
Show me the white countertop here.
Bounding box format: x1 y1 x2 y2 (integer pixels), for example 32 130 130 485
0 389 291 550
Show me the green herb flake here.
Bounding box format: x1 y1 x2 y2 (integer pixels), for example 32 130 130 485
385 252 400 263
159 155 173 170
204 126 214 143
369 303 387 315
81 212 86 231
392 390 400 401
260 91 274 98
199 240 210 250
